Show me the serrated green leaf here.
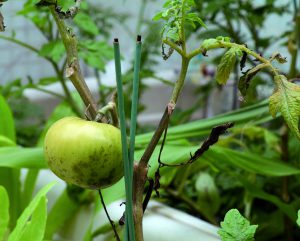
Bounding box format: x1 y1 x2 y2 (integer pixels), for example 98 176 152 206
153 0 205 41
216 47 242 84
218 209 258 241
0 186 9 241
186 12 206 28
8 182 55 241
165 28 180 41
269 75 300 139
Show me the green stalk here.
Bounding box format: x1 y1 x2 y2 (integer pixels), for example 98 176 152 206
128 36 141 241
113 39 135 241
129 36 142 183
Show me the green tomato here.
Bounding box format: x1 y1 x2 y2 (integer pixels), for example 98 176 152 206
44 117 123 189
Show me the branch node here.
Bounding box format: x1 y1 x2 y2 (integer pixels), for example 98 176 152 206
167 102 175 115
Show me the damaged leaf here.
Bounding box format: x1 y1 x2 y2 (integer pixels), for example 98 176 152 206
238 63 267 96
269 75 300 139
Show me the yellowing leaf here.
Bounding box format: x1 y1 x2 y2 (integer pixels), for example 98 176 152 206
269 75 300 139
216 47 242 85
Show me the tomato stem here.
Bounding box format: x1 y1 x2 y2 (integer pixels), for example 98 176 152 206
49 6 98 119
98 189 121 241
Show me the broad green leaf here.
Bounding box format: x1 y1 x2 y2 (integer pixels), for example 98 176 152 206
216 47 242 84
218 209 258 241
45 190 80 239
207 146 300 176
74 12 99 36
136 99 271 146
0 147 46 169
297 210 300 227
8 182 55 241
135 144 300 178
0 168 21 229
0 186 9 241
0 135 15 147
17 197 47 241
0 94 15 142
269 75 300 139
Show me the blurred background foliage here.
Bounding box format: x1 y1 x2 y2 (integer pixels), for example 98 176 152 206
1 0 300 240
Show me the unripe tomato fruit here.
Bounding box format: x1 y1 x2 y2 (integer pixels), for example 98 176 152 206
44 117 123 189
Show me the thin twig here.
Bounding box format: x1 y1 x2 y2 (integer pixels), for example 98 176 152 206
158 122 234 167
98 190 121 241
142 178 154 212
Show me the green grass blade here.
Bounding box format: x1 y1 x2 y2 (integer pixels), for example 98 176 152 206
135 99 270 146
0 147 46 169
21 169 40 210
8 182 55 241
0 94 16 142
0 186 9 240
113 39 135 241
129 36 142 183
16 196 47 241
0 168 21 230
45 190 79 239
